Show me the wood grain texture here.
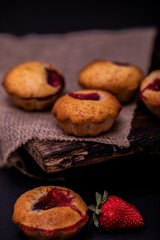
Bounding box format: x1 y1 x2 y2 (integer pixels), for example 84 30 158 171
25 99 160 173
25 31 160 173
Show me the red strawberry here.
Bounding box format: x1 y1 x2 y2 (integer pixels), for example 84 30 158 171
88 191 144 231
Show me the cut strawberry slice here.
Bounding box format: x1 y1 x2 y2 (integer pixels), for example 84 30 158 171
46 68 64 92
32 188 74 211
68 92 100 100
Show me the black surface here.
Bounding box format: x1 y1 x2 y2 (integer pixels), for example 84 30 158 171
1 141 160 240
1 154 160 239
0 1 160 240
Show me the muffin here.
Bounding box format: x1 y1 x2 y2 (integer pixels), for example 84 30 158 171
52 89 121 137
2 61 64 110
140 70 160 117
78 60 144 102
12 186 88 240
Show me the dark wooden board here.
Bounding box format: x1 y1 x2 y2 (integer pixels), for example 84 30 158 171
25 100 160 173
25 30 160 173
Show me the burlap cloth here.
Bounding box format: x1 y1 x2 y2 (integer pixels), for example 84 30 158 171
0 28 156 169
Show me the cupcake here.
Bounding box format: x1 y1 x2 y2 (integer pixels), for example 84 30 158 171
52 89 121 137
2 61 65 110
12 186 88 240
78 60 144 102
140 70 160 117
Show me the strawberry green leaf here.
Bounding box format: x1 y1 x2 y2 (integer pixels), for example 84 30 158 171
96 192 102 205
93 213 99 228
100 190 108 205
88 205 96 212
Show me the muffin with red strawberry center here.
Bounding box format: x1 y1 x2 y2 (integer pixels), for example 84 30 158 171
2 61 65 111
12 186 88 240
78 60 144 103
88 191 144 231
140 70 160 118
52 89 121 137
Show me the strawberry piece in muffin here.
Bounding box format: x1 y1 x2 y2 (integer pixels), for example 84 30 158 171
12 186 88 240
2 61 65 111
140 70 160 118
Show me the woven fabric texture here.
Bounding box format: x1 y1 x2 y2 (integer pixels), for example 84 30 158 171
0 28 156 167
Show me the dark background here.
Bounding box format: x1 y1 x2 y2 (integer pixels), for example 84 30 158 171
0 1 160 240
0 1 160 35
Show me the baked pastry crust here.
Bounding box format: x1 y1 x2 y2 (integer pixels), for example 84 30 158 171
78 60 144 102
12 186 88 240
140 70 160 117
52 89 121 137
2 61 64 110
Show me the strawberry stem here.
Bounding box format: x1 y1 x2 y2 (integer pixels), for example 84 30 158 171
88 190 108 229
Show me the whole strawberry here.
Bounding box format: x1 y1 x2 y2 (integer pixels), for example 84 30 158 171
88 191 144 231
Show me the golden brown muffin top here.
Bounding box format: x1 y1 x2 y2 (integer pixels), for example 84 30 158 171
3 61 64 98
12 186 88 231
78 60 144 93
140 70 160 106
52 89 121 125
